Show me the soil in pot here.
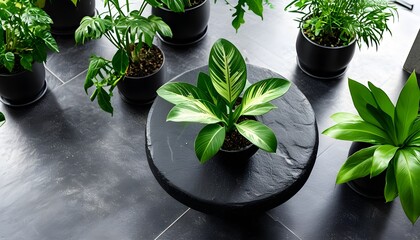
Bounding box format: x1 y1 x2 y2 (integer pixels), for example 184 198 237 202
117 45 166 105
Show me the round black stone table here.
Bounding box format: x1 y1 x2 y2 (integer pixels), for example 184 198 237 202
146 65 319 217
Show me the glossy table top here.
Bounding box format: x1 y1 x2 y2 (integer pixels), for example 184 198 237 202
0 1 419 239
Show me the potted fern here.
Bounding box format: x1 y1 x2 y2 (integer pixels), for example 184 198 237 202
323 72 420 224
157 38 291 163
75 0 174 115
36 0 95 35
0 0 59 106
285 0 397 79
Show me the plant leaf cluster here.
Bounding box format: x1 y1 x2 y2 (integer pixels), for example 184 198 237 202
0 0 58 73
35 0 78 8
223 0 273 31
75 0 175 115
157 38 291 163
323 72 420 224
285 0 398 48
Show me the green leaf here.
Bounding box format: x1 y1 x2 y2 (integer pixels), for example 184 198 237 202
348 79 381 127
70 0 78 6
209 38 247 106
232 0 246 31
245 0 263 18
0 112 5 127
395 72 420 145
148 15 172 38
241 78 291 116
336 145 378 184
160 0 185 12
371 145 398 177
385 162 398 202
195 124 226 163
235 120 277 152
97 87 114 115
330 112 363 123
157 82 206 105
3 52 15 72
322 121 390 144
20 53 33 71
368 81 395 120
394 149 420 224
239 102 276 116
197 72 221 105
112 49 129 75
39 31 59 53
85 56 112 93
166 100 224 124
75 16 112 44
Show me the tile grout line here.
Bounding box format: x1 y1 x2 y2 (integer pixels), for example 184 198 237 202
154 208 190 240
266 212 303 240
58 69 88 89
45 65 66 84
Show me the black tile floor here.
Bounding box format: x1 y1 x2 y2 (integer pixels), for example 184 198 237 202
1 1 420 239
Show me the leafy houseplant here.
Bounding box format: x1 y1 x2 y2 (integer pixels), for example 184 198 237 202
75 0 173 115
285 0 397 78
157 38 291 163
323 72 420 224
0 0 58 105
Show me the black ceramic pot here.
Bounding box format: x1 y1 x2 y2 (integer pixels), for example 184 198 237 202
43 0 95 35
117 46 166 105
216 143 259 163
296 29 356 79
346 142 386 200
151 0 210 46
0 62 47 107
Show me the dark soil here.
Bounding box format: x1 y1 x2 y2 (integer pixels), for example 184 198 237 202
221 116 255 151
187 0 205 8
303 27 353 47
126 45 163 77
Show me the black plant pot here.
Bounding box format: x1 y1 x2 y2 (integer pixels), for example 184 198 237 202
296 29 356 79
215 143 259 163
43 0 95 35
151 0 210 46
0 63 47 107
117 46 166 105
346 142 386 200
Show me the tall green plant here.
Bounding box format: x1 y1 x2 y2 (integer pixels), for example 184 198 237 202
75 0 173 115
0 0 59 73
285 0 397 48
157 38 291 163
323 72 420 224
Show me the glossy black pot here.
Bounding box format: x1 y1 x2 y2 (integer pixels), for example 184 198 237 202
215 143 259 163
346 142 386 200
117 46 166 105
296 29 356 79
43 0 95 35
151 0 210 46
0 63 47 107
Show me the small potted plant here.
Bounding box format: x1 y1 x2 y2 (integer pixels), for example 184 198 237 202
75 0 174 115
323 72 420 224
36 0 95 35
0 0 59 106
157 38 291 163
285 0 397 79
151 0 210 45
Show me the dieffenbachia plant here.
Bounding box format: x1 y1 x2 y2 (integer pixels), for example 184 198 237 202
323 72 420 224
157 38 291 163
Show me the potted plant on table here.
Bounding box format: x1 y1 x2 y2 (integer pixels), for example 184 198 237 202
75 0 173 115
323 72 420 224
157 38 291 163
0 0 59 106
285 0 397 79
36 0 95 36
151 0 210 45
